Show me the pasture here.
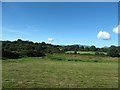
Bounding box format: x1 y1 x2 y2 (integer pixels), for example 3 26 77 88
2 54 118 88
66 51 107 55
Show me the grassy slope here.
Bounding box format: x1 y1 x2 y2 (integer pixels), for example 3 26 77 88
2 54 118 88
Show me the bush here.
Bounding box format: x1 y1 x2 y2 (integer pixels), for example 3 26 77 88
20 50 45 57
107 46 119 57
2 49 20 59
99 52 105 55
95 52 105 56
94 60 98 62
58 58 62 61
74 50 77 54
95 52 99 55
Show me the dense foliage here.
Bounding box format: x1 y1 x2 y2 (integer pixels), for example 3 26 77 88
2 39 62 59
1 39 120 59
107 45 120 57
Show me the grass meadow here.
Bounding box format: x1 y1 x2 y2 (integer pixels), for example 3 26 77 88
2 54 118 88
66 51 107 55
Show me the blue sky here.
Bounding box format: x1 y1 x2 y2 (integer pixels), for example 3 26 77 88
2 2 118 47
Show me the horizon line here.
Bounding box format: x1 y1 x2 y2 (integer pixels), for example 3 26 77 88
1 39 119 48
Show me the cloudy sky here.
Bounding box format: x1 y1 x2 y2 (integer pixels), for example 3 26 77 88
2 2 119 47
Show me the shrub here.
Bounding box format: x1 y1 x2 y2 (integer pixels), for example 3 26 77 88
94 60 98 62
2 49 20 59
95 52 99 55
74 50 77 54
107 46 119 57
95 52 105 56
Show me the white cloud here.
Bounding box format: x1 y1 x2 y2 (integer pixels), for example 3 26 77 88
97 31 111 40
113 25 120 34
48 38 54 42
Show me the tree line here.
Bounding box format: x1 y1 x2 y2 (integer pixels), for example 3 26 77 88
1 39 120 59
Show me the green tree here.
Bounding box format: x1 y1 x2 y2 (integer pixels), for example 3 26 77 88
80 46 84 51
84 47 89 51
107 45 119 57
90 45 96 51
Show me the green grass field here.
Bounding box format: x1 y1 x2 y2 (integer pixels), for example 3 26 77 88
66 51 107 55
2 54 118 88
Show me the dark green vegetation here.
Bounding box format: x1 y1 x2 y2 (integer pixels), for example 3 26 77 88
2 39 62 59
1 39 120 59
2 54 118 88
